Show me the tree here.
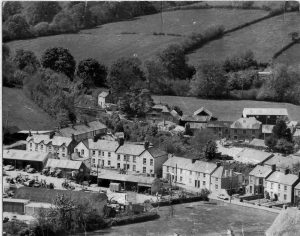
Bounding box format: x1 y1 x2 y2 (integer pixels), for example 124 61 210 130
190 61 228 98
67 2 95 29
172 106 183 116
41 47 76 78
2 44 10 62
77 58 107 87
275 139 294 154
57 109 71 127
24 1 61 25
158 44 195 80
3 14 33 40
272 119 292 142
13 49 40 71
184 123 193 136
191 129 217 156
204 140 217 160
2 1 23 22
51 11 78 33
107 57 146 99
289 32 299 42
265 135 277 150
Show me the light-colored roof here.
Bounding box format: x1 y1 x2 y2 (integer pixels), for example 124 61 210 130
264 154 300 170
86 139 119 152
249 139 267 148
3 150 50 162
18 130 52 134
249 165 273 178
193 107 212 117
163 156 217 174
25 202 53 208
207 121 232 128
262 125 274 134
116 143 146 156
152 104 170 113
230 117 261 129
27 134 72 147
295 182 300 189
235 148 273 164
3 198 30 203
99 91 110 98
46 159 83 170
98 171 155 185
57 121 107 137
294 129 300 137
243 108 288 117
266 171 299 185
170 110 180 118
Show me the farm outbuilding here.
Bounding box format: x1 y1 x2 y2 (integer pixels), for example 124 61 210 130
3 149 51 171
46 159 89 177
3 198 30 214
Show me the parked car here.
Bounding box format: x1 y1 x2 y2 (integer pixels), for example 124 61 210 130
217 194 229 200
23 179 35 187
4 165 15 171
27 168 36 174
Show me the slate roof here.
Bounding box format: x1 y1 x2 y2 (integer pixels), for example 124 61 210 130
57 121 107 137
249 138 267 148
3 150 50 162
230 117 261 129
193 107 212 117
264 154 300 170
27 134 72 146
243 108 288 117
116 143 146 156
86 139 119 152
46 159 83 170
249 165 273 178
266 171 299 185
163 156 217 174
98 171 155 185
147 147 167 158
235 148 273 164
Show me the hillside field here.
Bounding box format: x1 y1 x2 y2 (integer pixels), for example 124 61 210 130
3 88 57 131
153 95 300 121
188 12 300 66
6 8 267 66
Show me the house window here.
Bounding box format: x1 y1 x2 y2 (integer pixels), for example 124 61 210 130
41 145 44 150
92 150 96 156
62 147 65 152
143 167 146 173
98 151 101 157
216 178 218 181
30 143 32 148
127 156 130 162
49 146 52 151
278 184 280 190
102 151 104 156
62 154 65 157
150 159 153 166
108 152 111 157
35 144 38 151
133 156 136 163
259 178 263 185
92 159 95 164
117 155 120 160
75 148 78 153
117 163 120 169
81 149 84 155
180 176 183 182
203 181 206 186
108 160 111 166
284 194 287 200
234 129 237 134
143 158 146 165
252 130 255 134
203 173 206 178
284 185 287 191
190 171 192 175
133 165 136 171
167 167 170 172
123 164 126 169
215 184 218 189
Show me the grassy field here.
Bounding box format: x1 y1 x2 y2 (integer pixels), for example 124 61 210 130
2 87 57 130
6 9 267 66
188 12 300 66
153 95 300 121
275 43 300 71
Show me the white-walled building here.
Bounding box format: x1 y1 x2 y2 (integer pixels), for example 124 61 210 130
26 133 77 159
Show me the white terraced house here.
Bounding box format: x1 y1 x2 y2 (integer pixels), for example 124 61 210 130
26 133 77 159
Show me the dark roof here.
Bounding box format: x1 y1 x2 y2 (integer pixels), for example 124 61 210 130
207 121 232 128
14 187 107 206
147 147 167 158
57 121 107 137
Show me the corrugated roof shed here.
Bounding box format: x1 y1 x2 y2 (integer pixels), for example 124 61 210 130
57 121 107 137
243 108 289 117
46 159 83 170
116 143 145 156
249 165 273 178
230 117 261 129
235 148 273 164
27 134 72 146
266 171 299 185
3 150 50 162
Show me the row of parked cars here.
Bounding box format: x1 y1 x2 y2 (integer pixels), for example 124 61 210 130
3 165 36 173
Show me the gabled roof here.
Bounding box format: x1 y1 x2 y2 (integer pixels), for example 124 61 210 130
86 139 119 152
249 165 273 178
243 108 289 117
163 156 217 174
27 134 72 147
295 182 300 190
262 125 274 134
249 138 267 148
266 171 299 185
57 121 107 137
230 117 261 129
3 150 50 162
264 154 300 170
46 159 84 170
147 147 167 158
98 91 110 98
116 143 146 156
193 107 212 117
170 110 180 118
152 104 170 113
235 148 273 164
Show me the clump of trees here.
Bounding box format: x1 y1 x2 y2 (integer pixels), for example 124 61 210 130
265 119 294 154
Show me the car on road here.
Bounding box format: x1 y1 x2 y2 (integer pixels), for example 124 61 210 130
4 165 15 171
27 168 36 173
217 194 229 200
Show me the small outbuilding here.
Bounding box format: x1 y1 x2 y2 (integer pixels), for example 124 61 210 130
46 159 89 176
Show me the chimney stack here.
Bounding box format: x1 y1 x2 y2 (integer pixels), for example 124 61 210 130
93 135 98 142
118 138 124 146
71 134 75 141
285 169 290 175
144 141 150 150
49 131 55 139
168 153 173 159
216 162 221 167
271 164 276 172
29 130 32 137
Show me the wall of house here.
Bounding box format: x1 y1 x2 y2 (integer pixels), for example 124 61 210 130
245 115 287 125
153 154 168 177
265 181 293 203
74 142 89 159
294 188 300 205
98 96 105 108
230 128 261 140
28 140 69 159
207 127 230 138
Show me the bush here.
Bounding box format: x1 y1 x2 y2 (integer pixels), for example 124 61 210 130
33 22 53 37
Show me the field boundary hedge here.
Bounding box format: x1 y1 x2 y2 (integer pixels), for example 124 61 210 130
273 40 300 59
109 212 159 226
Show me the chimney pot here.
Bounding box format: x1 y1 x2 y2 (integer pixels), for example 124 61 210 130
285 169 290 175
